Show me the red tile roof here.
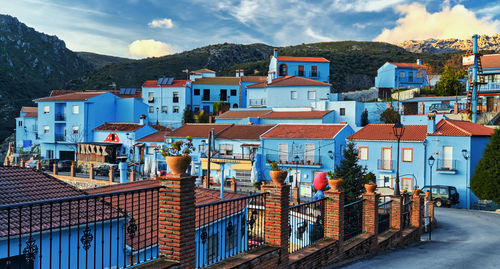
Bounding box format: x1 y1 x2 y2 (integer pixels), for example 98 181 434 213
190 68 216 74
247 76 330 88
276 56 329 63
388 62 425 69
217 110 271 119
94 122 144 132
150 124 171 131
348 124 427 141
142 80 189 88
217 125 276 140
137 131 171 142
262 110 333 119
166 124 233 138
21 107 38 118
429 119 495 137
261 124 346 139
481 54 500 69
192 77 240 85
240 76 267 83
34 91 107 102
50 90 78 96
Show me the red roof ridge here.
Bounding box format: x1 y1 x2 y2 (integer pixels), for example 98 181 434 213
440 119 471 136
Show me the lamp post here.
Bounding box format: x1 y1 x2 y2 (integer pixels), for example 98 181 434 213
462 149 470 209
156 107 159 126
392 121 405 196
428 155 435 241
294 154 300 204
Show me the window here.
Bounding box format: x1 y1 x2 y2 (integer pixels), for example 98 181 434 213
72 126 79 134
417 71 423 78
47 150 54 159
194 106 200 113
230 89 237 96
378 175 392 188
308 91 316 100
278 63 288 76
146 146 155 155
18 121 22 127
225 221 236 252
72 105 79 114
402 148 412 162
298 65 304 76
173 106 179 113
311 66 318 77
207 233 218 262
162 106 168 113
148 92 155 103
203 89 210 101
278 143 288 162
194 88 200 95
381 147 392 170
305 144 315 163
408 71 413 82
149 106 154 113
43 125 50 134
443 146 453 169
173 92 179 103
220 89 227 101
220 144 233 155
290 91 297 100
399 71 406 79
340 108 345 116
43 105 50 114
235 170 251 182
401 177 413 191
358 146 368 160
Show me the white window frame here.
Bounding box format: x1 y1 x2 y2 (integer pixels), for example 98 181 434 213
149 106 154 113
43 125 50 134
161 106 168 113
173 106 179 113
290 91 297 100
358 147 368 160
443 146 453 169
148 92 155 102
307 91 316 100
72 126 79 134
378 175 392 188
220 144 233 156
43 106 50 114
402 148 412 162
146 146 155 155
72 105 79 114
278 143 288 162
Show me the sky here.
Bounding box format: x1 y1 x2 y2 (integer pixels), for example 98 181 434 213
1 0 499 59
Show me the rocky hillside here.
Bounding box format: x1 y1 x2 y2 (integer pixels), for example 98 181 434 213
0 14 93 140
75 51 131 69
397 34 500 53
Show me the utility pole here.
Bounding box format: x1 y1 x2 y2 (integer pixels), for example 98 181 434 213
206 128 214 188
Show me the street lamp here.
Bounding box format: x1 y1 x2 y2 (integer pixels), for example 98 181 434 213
328 150 334 160
156 107 159 126
462 149 470 209
427 155 435 241
392 121 405 196
294 154 300 204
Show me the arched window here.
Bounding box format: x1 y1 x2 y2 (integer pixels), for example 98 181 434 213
278 64 288 76
233 104 238 108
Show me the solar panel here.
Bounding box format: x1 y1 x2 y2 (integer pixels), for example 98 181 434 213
129 88 137 95
156 78 164 85
125 88 131 95
166 77 174 85
119 88 126 94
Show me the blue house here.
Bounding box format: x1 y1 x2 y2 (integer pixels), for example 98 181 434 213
216 109 335 126
15 107 40 152
191 76 242 112
477 54 500 112
375 60 428 97
215 109 272 125
239 75 267 108
268 49 330 83
401 96 466 115
348 116 494 209
260 124 354 198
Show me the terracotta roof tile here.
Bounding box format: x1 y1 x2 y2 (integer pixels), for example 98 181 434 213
137 130 171 142
23 112 38 118
142 80 189 88
21 107 37 113
166 124 233 138
190 68 216 74
49 90 78 96
247 76 330 88
217 125 276 140
261 124 346 139
262 110 333 119
150 124 171 131
35 91 107 102
388 62 425 69
240 76 267 83
348 124 427 141
192 77 240 85
481 54 500 69
276 56 329 63
430 119 495 137
217 110 271 119
94 122 144 132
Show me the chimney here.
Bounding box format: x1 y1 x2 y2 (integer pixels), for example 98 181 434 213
417 59 422 65
267 73 273 84
239 69 244 77
273 48 278 58
140 114 146 125
427 113 436 134
235 70 240 77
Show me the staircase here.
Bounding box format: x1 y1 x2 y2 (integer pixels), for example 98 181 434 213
465 54 487 112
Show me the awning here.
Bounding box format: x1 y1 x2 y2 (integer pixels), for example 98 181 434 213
134 143 145 147
201 159 220 170
230 163 252 171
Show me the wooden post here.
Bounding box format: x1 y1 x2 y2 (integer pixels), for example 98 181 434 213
89 164 94 180
53 163 58 175
109 166 114 183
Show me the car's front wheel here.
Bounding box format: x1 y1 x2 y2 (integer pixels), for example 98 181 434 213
435 199 443 207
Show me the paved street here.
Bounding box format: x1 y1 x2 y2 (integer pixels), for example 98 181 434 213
342 208 500 269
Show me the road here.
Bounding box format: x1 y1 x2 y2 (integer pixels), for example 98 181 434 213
342 207 500 269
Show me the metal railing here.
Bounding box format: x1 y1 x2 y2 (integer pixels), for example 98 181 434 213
288 198 325 253
402 195 412 229
378 198 392 234
436 159 457 171
55 113 66 121
344 199 363 241
55 135 66 142
248 99 266 106
479 82 500 92
212 152 252 161
194 193 268 268
0 186 161 268
265 154 320 166
377 159 392 170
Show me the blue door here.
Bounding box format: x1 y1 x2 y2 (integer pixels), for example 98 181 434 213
203 105 210 113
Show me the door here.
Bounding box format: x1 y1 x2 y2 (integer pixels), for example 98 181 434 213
220 89 227 101
443 146 453 169
487 97 494 112
381 148 392 170
203 105 210 114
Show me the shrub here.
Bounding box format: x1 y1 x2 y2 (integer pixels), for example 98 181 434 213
471 128 500 203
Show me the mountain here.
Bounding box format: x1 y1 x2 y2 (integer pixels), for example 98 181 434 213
397 34 500 53
75 51 131 69
0 14 93 140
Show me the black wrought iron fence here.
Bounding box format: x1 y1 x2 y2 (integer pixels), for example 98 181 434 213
344 199 364 241
402 195 413 229
0 186 160 269
378 199 392 234
288 198 325 253
194 193 267 268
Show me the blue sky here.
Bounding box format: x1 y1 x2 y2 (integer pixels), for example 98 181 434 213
1 0 499 58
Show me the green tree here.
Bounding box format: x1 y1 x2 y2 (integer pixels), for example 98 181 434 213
183 109 194 123
380 107 400 124
435 65 466 96
334 142 366 204
471 128 500 203
361 109 368 126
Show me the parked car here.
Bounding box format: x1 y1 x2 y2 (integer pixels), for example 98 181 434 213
57 160 73 172
421 185 459 207
40 159 59 171
429 103 454 114
94 164 119 176
25 159 38 169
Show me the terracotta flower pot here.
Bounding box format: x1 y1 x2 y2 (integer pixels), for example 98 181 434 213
364 183 377 194
165 155 191 175
270 170 288 186
328 179 343 191
413 189 421 197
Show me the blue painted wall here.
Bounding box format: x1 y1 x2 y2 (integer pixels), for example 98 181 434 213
15 115 39 152
247 85 330 108
141 85 190 129
375 62 427 88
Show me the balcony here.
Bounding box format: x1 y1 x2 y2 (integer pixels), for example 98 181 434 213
55 134 66 141
265 154 322 168
436 159 457 174
377 159 393 172
213 152 252 161
55 113 66 121
479 82 500 93
292 71 320 78
249 99 266 107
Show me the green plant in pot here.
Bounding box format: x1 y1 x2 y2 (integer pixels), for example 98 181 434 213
364 172 377 194
269 161 287 186
161 136 195 175
327 171 342 191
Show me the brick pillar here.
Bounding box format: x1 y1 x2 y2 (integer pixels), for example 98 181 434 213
109 166 114 183
454 103 459 114
89 164 94 180
428 201 435 224
420 103 425 115
390 196 403 231
203 176 209 188
411 191 423 231
36 160 40 171
362 192 379 235
230 179 237 192
53 163 58 175
292 186 299 204
20 158 25 168
157 175 196 267
262 183 290 267
324 190 344 243
130 169 135 182
70 162 76 177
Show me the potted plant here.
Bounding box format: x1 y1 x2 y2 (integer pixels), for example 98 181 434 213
160 136 195 175
364 172 377 194
327 171 342 191
269 161 287 186
307 160 311 165
253 181 262 190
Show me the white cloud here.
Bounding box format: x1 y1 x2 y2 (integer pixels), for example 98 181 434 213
148 18 174 29
374 3 500 43
128 39 175 58
329 0 405 13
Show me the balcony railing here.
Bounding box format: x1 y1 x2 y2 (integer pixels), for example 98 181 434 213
55 113 66 121
288 198 325 253
436 159 456 171
212 153 252 161
378 198 391 234
265 154 321 166
0 186 161 268
344 199 363 241
292 71 321 78
195 193 267 268
377 159 393 171
202 95 210 101
248 99 266 106
55 134 66 141
479 82 500 92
